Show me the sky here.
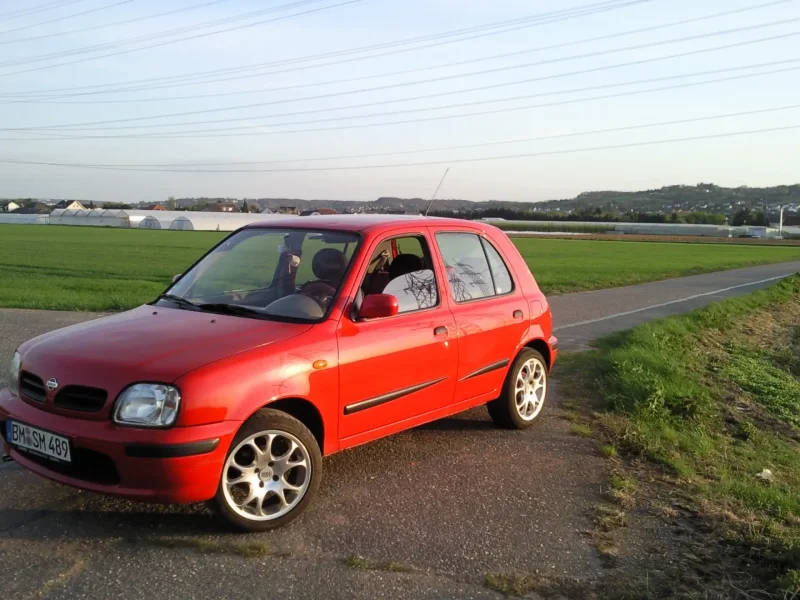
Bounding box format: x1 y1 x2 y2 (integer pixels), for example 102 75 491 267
0 0 798 203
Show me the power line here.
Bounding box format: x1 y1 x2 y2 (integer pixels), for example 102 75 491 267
5 104 798 166
0 0 134 37
1 125 797 172
8 12 795 104
0 0 84 21
7 62 797 140
0 0 235 44
0 0 356 70
0 0 652 92
9 32 798 132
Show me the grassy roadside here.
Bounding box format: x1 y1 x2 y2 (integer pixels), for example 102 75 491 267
563 275 800 597
3 224 800 311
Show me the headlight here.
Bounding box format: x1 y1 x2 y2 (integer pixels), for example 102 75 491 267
8 352 20 396
113 384 181 428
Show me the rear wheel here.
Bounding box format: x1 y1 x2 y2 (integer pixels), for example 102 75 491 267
215 409 322 532
487 348 548 429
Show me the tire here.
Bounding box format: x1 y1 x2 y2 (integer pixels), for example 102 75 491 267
487 348 548 429
214 409 322 532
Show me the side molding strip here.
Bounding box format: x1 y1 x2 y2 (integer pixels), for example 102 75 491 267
344 377 448 415
459 359 510 382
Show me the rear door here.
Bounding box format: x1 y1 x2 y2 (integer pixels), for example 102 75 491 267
433 230 529 404
337 228 458 442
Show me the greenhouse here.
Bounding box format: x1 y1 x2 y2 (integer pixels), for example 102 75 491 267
168 212 290 231
49 208 129 227
139 215 173 229
0 213 49 225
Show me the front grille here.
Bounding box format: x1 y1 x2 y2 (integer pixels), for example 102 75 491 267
19 371 45 403
16 447 120 485
54 386 108 413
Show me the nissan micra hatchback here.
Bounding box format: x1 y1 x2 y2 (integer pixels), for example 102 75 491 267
1 215 557 531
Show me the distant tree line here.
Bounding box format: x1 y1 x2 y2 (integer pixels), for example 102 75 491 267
430 206 729 225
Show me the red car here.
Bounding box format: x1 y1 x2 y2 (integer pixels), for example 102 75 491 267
1 215 557 531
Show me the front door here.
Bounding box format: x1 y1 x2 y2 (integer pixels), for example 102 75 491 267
433 231 529 403
337 230 457 442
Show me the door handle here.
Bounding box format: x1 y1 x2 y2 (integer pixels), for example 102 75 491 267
434 326 448 336
513 310 524 319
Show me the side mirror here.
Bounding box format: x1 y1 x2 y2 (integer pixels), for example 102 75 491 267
358 294 399 320
172 274 181 283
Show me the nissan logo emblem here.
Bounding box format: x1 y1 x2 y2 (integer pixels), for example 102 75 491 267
46 378 59 391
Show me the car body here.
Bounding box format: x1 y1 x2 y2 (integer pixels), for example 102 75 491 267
0 215 557 530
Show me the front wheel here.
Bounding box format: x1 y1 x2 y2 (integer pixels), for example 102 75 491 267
487 348 548 429
215 409 322 532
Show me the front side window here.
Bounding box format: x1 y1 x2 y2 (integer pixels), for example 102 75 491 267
435 232 514 302
159 228 359 321
360 235 439 314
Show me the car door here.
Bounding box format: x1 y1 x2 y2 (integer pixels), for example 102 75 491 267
433 230 529 404
337 229 458 442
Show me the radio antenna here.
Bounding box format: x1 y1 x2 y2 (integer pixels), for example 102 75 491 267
424 167 450 216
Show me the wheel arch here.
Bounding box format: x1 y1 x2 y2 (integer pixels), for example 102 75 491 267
251 397 325 453
522 338 552 370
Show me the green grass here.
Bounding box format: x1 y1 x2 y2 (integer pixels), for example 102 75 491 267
601 444 618 458
513 237 800 295
570 423 593 437
568 275 800 592
2 224 800 311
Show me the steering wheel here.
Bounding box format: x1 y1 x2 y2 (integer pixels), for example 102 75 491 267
298 280 337 310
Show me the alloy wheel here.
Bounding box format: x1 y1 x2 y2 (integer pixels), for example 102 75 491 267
514 357 547 421
222 430 312 521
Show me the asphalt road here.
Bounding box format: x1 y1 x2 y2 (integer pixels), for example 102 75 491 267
1 261 798 600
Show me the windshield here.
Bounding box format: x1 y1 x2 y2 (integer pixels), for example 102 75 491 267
159 228 360 321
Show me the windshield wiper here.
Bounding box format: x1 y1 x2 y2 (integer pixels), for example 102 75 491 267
195 303 265 317
158 294 201 311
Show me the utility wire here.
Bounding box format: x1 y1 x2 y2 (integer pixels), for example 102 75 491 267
7 13 795 104
8 62 797 140
0 0 134 36
9 32 797 132
0 0 351 69
4 104 798 166
0 0 84 21
0 0 652 93
1 125 797 172
0 0 234 43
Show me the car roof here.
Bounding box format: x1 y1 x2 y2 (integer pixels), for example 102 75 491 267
244 213 482 233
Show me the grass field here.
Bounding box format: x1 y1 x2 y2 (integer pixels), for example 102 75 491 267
563 277 800 596
2 224 800 311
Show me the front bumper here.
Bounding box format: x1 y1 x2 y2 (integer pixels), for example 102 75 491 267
0 387 239 503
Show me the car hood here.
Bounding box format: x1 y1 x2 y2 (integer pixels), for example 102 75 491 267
18 305 312 390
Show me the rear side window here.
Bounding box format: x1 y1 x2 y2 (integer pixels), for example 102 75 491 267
435 233 494 302
480 238 514 295
435 233 515 302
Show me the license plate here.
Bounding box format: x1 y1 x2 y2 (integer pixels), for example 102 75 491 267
6 420 72 464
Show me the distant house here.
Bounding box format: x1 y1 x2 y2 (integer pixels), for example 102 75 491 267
207 202 237 213
278 206 298 215
143 204 167 211
53 200 85 211
300 208 337 216
16 202 52 214
1 201 20 212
